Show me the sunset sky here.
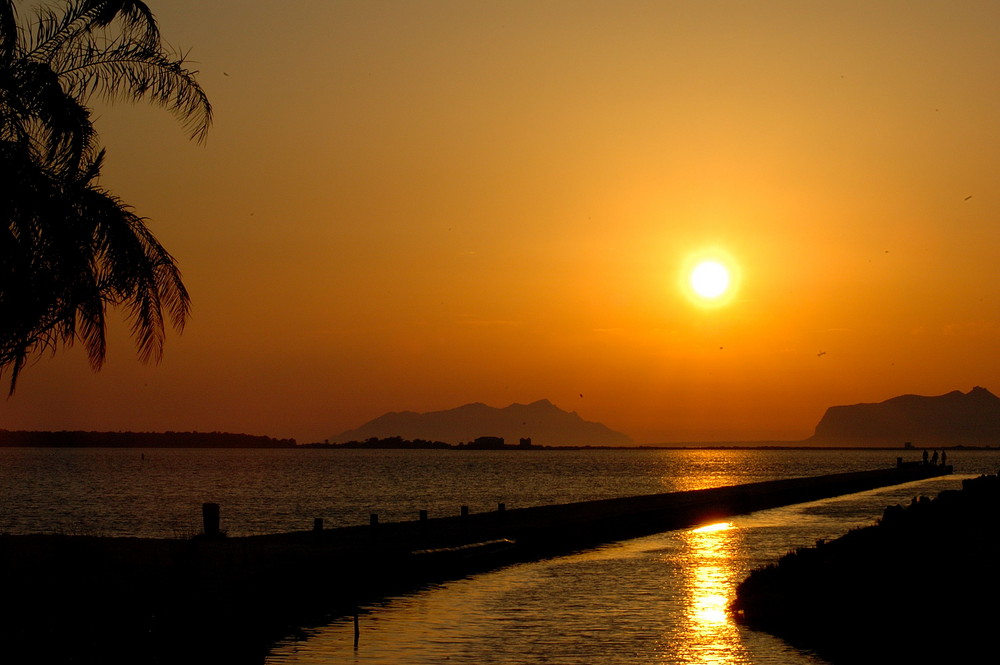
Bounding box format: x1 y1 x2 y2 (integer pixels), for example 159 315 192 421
3 0 1000 444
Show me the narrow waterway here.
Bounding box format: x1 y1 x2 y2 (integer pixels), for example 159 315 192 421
268 475 967 664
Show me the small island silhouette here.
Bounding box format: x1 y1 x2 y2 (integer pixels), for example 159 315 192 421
329 399 634 447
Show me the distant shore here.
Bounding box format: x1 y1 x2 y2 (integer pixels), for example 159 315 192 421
0 429 297 448
2 429 998 450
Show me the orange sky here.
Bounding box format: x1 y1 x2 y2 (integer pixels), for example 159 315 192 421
4 0 1000 444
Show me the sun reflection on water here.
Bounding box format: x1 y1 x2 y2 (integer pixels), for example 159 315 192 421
692 521 735 535
672 521 751 664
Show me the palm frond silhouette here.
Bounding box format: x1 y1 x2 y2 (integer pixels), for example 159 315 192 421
1 0 211 392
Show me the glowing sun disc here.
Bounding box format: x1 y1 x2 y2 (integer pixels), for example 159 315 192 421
690 261 730 299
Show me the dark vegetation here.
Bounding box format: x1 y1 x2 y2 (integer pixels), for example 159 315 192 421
733 472 1000 664
0 428 295 447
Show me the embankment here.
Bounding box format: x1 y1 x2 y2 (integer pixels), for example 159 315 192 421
733 470 999 664
0 462 950 664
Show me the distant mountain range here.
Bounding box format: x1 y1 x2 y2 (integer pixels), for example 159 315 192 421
6 389 991 450
809 386 1000 446
331 399 633 447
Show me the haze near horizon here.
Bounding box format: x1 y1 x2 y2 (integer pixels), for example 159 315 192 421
3 0 1000 444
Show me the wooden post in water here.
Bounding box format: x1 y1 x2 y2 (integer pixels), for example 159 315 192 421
202 502 220 537
353 608 360 649
460 505 469 534
369 513 378 527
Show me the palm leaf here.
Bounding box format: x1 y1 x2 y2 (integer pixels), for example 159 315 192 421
0 0 207 392
0 1 17 62
54 40 211 143
27 0 158 63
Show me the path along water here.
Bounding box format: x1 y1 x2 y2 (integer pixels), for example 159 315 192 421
1 447 995 663
268 474 976 665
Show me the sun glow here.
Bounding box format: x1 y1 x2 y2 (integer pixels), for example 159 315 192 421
690 262 730 298
680 251 741 308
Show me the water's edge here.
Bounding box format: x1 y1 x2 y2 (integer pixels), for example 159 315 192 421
0 465 951 664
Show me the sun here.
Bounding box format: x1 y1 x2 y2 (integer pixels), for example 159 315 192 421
690 261 730 299
680 251 740 307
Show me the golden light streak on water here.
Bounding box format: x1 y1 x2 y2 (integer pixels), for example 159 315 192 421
675 521 752 664
691 568 730 624
692 521 735 534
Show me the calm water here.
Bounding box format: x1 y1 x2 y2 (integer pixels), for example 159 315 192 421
1 446 996 664
1 446 994 537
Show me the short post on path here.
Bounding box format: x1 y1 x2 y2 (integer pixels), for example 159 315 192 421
202 502 220 538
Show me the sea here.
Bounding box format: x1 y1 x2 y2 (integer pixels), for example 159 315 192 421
2 446 997 664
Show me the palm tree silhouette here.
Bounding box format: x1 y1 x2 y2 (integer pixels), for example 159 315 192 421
0 0 211 392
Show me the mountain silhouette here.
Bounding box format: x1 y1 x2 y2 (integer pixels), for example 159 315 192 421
809 386 1000 446
332 399 633 446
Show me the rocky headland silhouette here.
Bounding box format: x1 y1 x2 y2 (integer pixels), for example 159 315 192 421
331 399 633 447
808 386 1000 446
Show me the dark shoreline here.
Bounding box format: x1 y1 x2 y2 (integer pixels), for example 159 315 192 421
0 463 950 664
3 431 999 451
733 470 999 664
5 427 1000 450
